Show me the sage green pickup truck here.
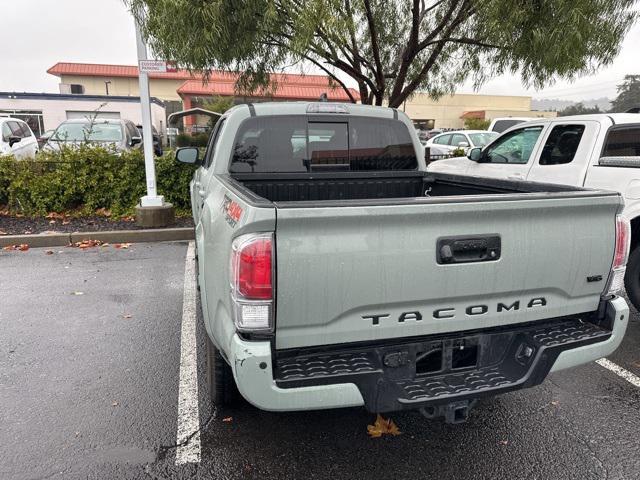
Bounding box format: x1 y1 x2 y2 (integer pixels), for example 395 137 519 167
176 102 630 423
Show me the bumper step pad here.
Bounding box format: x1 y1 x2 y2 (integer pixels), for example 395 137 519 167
275 318 611 413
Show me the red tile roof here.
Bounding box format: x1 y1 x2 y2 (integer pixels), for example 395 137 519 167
460 110 486 119
47 62 200 80
177 79 358 101
47 62 351 89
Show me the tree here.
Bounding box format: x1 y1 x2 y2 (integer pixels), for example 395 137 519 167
128 0 637 108
610 75 640 113
201 96 235 128
463 118 490 130
558 102 602 116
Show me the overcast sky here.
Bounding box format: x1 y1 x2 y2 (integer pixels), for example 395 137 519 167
1 0 638 102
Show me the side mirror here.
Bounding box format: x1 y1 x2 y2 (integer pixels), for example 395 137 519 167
8 135 21 147
467 147 482 162
175 147 200 165
458 141 470 148
131 136 142 146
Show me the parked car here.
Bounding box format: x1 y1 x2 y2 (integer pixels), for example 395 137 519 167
43 118 142 153
488 117 536 133
136 124 164 157
0 117 38 159
427 113 640 310
415 128 429 144
426 130 498 153
37 129 55 149
426 128 443 140
175 102 629 424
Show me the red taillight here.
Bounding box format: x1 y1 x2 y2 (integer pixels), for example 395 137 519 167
613 216 630 269
605 216 630 296
233 235 273 300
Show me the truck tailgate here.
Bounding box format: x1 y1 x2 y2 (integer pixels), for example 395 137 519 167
274 194 620 349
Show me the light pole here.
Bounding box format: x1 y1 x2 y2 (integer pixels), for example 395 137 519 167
133 10 174 227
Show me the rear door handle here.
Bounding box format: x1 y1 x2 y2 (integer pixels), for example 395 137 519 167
437 235 501 264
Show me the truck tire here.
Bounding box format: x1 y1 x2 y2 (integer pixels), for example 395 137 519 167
206 335 238 407
624 247 640 312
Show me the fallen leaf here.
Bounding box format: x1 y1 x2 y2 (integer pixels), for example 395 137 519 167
499 440 509 446
23 230 32 235
62 220 71 225
49 220 56 225
3 244 29 252
113 243 132 249
68 239 103 249
367 414 401 438
121 313 132 319
45 250 54 255
111 401 119 407
551 401 560 406
222 417 233 422
96 208 112 217
70 291 84 296
121 215 135 222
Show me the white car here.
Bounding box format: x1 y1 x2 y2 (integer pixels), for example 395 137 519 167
426 130 498 153
0 117 38 159
428 113 640 309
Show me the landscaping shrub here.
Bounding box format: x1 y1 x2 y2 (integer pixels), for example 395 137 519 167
0 146 196 216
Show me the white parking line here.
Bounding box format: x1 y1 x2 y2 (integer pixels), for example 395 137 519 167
596 358 640 388
175 242 201 465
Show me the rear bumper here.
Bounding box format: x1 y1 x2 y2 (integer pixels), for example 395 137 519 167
229 297 628 413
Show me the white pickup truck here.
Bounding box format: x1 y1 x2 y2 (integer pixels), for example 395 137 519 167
428 113 640 309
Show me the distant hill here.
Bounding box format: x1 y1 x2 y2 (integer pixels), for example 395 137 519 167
532 97 612 112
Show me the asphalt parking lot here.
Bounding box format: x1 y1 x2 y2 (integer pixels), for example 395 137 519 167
2 242 640 480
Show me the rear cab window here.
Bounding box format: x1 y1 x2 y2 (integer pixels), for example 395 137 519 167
539 125 586 165
602 126 640 157
229 115 417 173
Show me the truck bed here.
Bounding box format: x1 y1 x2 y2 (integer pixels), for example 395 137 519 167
229 171 586 204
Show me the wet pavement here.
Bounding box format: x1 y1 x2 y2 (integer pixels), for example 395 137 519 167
1 242 639 480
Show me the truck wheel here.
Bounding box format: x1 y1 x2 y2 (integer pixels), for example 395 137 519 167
206 335 238 407
624 247 640 312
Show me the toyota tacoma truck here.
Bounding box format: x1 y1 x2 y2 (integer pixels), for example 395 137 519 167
176 102 629 423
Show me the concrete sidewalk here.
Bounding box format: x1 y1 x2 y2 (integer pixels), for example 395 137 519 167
0 227 194 248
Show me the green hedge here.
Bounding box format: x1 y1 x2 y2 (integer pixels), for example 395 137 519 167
0 146 196 216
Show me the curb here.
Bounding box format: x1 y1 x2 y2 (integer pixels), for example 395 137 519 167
0 227 195 248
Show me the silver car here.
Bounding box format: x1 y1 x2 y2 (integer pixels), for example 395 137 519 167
43 118 142 153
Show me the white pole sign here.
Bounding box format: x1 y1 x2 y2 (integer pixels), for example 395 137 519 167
134 15 164 207
139 60 168 74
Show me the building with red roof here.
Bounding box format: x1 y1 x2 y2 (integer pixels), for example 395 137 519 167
47 62 359 131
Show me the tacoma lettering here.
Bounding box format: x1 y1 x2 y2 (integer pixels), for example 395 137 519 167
362 297 547 325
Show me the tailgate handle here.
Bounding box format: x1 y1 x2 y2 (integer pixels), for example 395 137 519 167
437 235 501 264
